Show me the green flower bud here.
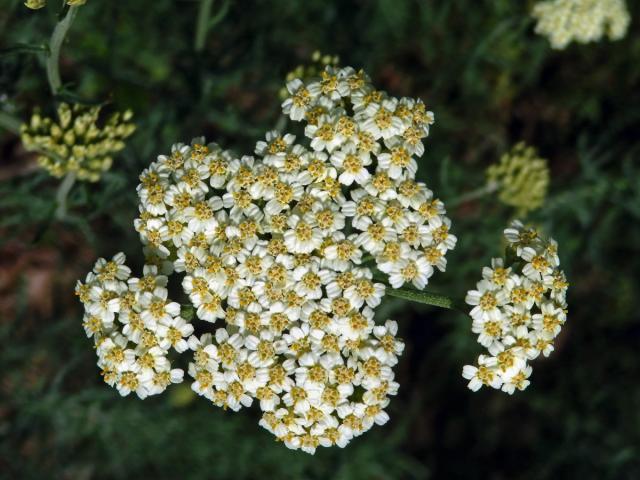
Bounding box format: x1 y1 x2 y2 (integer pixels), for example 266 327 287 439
487 142 550 215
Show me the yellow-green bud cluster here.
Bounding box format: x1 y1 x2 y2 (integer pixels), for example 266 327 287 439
25 0 87 9
487 143 549 214
278 51 340 100
532 0 631 49
21 103 135 182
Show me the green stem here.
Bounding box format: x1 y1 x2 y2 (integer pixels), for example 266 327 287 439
55 172 76 220
194 0 215 52
0 110 22 134
47 6 79 95
274 114 288 133
449 182 498 208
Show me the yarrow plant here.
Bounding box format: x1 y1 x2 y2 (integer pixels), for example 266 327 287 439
77 65 458 453
462 220 568 394
532 0 631 49
13 0 136 219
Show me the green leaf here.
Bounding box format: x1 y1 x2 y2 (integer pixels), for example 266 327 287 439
384 285 461 311
0 43 49 57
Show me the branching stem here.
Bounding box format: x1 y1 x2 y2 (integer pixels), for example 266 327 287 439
449 182 499 208
46 6 79 95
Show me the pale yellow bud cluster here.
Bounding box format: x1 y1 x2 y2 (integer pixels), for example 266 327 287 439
21 103 135 182
487 142 549 214
25 0 87 9
532 0 631 49
24 0 46 8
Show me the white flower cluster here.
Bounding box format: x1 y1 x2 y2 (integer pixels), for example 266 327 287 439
76 254 187 398
532 0 631 49
77 65 456 453
462 221 568 394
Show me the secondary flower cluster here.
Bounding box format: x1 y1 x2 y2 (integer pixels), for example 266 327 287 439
532 0 631 49
487 142 549 214
77 65 456 453
462 221 568 394
76 254 186 398
21 103 135 182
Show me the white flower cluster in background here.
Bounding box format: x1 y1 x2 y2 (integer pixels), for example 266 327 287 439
462 221 568 394
77 65 456 453
532 0 631 49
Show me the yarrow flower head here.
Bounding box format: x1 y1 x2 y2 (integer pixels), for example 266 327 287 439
487 142 549 215
21 103 135 182
78 64 456 453
462 220 568 394
532 0 631 49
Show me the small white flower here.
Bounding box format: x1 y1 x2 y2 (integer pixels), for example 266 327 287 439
388 255 433 290
500 364 532 395
462 356 502 392
157 316 194 352
330 146 372 186
283 214 323 254
282 79 315 121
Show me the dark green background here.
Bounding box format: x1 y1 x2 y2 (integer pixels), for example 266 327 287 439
1 0 639 478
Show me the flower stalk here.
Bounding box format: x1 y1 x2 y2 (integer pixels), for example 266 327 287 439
194 0 215 52
194 0 231 52
46 5 79 95
449 182 498 208
55 171 76 220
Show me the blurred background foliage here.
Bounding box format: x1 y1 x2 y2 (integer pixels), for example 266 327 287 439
1 0 640 478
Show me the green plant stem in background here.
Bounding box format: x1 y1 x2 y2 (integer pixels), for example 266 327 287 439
194 0 231 52
449 182 498 208
46 6 79 95
55 172 76 220
195 0 215 52
274 114 288 133
0 110 21 134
